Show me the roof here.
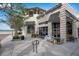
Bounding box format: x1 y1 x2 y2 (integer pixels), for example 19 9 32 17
37 3 79 21
46 3 62 14
48 12 60 22
26 7 46 12
65 10 79 21
37 3 62 19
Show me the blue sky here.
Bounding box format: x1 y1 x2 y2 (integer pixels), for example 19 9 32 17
0 3 79 30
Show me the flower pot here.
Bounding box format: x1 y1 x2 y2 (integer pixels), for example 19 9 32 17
53 40 57 44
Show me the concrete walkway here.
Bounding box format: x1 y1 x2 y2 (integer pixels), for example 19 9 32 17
0 35 79 56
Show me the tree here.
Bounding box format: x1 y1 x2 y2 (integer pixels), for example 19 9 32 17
0 3 27 37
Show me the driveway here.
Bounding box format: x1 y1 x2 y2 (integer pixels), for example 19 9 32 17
1 36 79 56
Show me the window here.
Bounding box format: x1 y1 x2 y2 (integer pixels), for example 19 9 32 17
39 27 48 36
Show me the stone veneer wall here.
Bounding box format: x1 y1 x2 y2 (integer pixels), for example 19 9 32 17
59 5 67 42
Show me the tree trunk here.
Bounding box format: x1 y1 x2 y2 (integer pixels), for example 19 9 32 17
14 29 18 36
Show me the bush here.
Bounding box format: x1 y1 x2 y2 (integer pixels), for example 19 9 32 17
51 37 60 44
18 31 22 35
31 32 38 38
13 36 19 39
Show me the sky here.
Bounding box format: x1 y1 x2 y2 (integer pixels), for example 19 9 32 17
0 3 79 30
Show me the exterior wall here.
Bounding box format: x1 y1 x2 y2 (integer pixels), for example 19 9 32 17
76 22 79 38
72 21 79 38
38 24 48 27
22 26 27 37
64 3 79 39
23 3 79 40
38 4 67 41
38 9 61 35
48 22 52 35
38 4 77 42
38 4 67 42
38 9 61 23
23 14 39 36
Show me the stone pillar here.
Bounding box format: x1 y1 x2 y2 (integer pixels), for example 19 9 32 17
72 21 78 38
48 22 52 35
59 6 67 42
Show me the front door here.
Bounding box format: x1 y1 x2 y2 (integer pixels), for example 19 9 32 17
27 25 35 33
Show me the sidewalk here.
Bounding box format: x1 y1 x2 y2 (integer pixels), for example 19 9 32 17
25 39 79 56
0 36 42 56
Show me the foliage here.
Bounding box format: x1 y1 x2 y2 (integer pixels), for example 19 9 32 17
51 37 60 44
0 3 27 37
31 32 38 38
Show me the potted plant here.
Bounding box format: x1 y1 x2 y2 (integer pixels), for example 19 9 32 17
53 37 60 44
31 32 37 38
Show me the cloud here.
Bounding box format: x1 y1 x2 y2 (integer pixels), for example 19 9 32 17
74 14 79 18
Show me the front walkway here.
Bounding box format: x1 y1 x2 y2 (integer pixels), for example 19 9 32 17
0 35 79 56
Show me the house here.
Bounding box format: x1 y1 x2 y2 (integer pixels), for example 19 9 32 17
23 3 79 42
22 7 46 37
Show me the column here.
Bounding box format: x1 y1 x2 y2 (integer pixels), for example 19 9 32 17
48 22 52 36
22 25 27 37
72 21 78 38
59 6 67 42
35 19 40 34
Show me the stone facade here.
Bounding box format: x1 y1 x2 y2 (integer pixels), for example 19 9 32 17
23 3 79 41
59 5 67 42
37 3 79 41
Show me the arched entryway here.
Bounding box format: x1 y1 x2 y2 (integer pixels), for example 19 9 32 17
25 21 35 34
48 12 60 39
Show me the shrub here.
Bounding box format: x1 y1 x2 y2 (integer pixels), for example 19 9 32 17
31 32 38 38
13 35 19 39
51 37 60 44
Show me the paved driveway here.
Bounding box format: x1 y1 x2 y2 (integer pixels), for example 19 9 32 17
1 36 79 56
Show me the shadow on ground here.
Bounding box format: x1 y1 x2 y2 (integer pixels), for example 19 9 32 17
0 47 5 56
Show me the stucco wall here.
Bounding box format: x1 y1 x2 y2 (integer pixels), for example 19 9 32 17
23 14 39 36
